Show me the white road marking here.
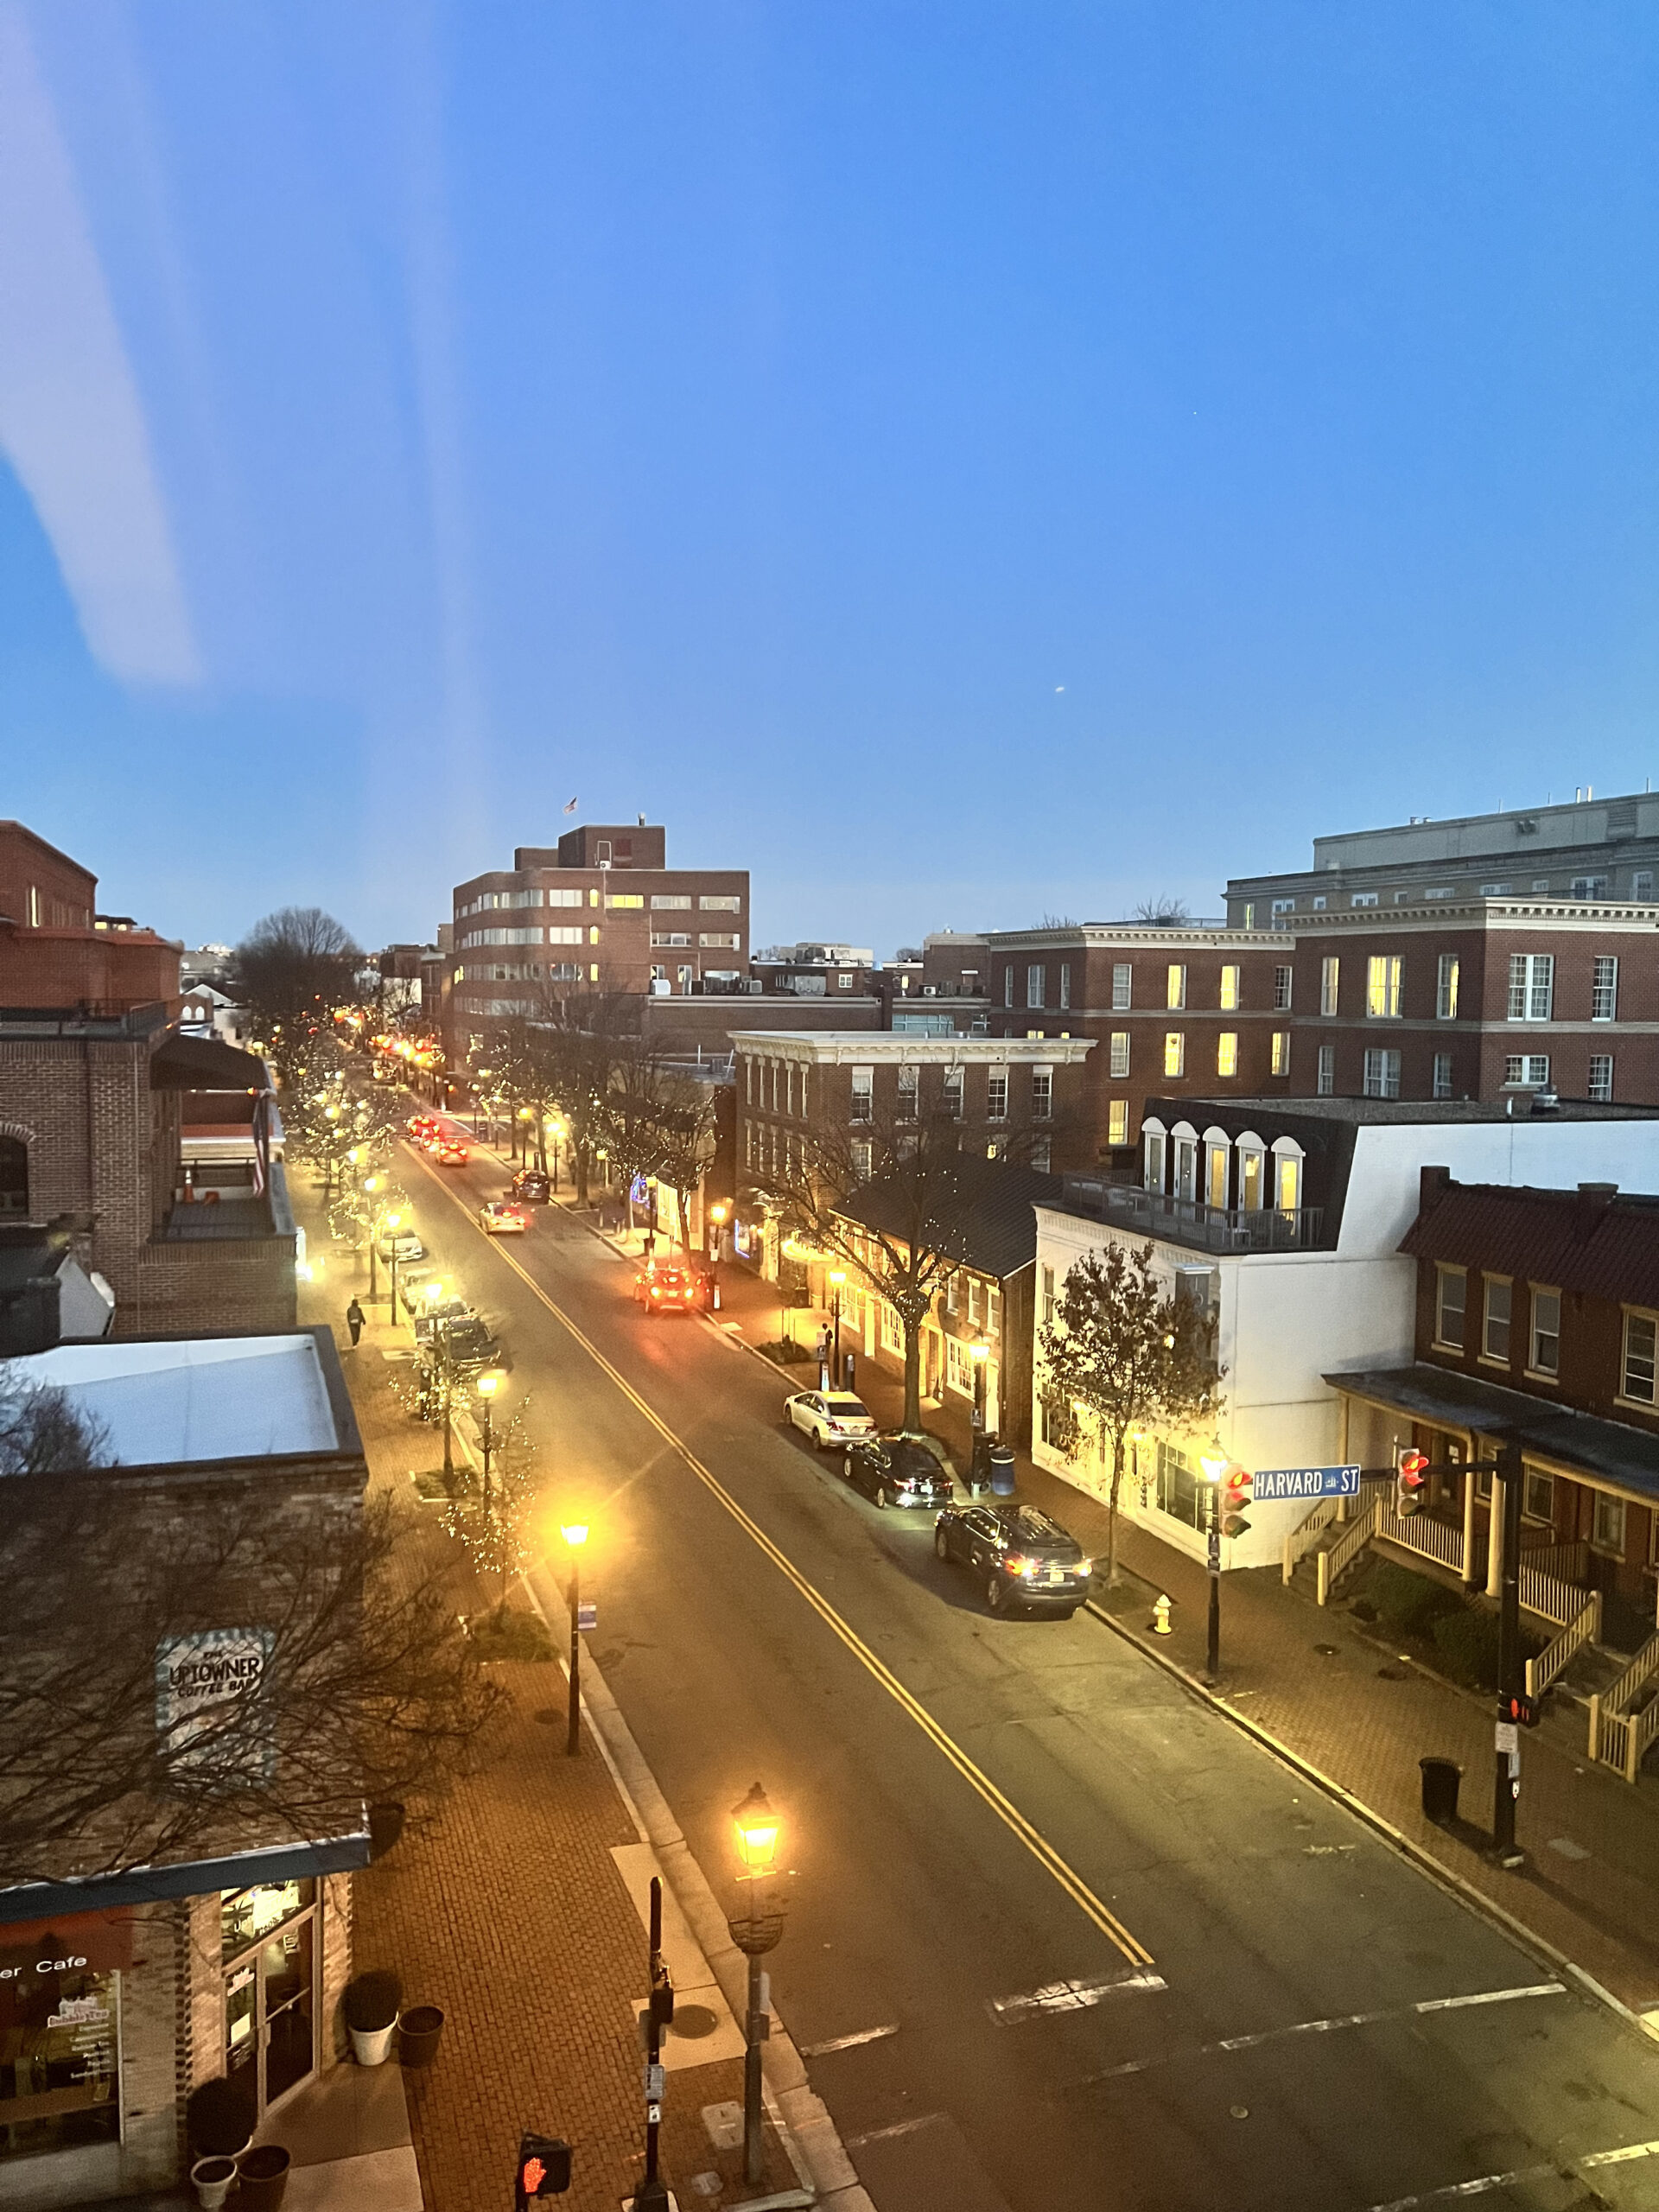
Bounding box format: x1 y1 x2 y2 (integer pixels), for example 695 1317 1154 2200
800 2023 901 2057
1363 2134 1659 2210
844 2113 946 2149
988 1969 1166 2024
1076 1981 1567 2084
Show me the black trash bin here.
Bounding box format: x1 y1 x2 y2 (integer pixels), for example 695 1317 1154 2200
988 1446 1017 1497
1419 1756 1461 1826
969 1434 996 1495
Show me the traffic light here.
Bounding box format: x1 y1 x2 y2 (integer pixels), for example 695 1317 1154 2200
1218 1468 1252 1539
1498 1689 1540 1729
515 2133 571 2205
649 1964 675 2035
1395 1448 1429 1517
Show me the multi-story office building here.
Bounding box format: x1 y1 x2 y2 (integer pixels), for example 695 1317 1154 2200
450 818 748 1025
1225 789 1659 925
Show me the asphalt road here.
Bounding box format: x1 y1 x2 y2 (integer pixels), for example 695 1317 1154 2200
391 1128 1659 2212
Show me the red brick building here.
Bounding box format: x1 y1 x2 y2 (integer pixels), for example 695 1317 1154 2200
0 821 180 1015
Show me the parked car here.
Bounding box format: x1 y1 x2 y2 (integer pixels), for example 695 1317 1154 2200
480 1201 529 1235
413 1296 471 1340
435 1139 470 1166
435 1314 503 1373
407 1114 438 1141
509 1169 551 1203
784 1390 876 1448
376 1229 424 1262
932 1502 1093 1617
633 1264 697 1315
842 1435 955 1510
397 1267 435 1314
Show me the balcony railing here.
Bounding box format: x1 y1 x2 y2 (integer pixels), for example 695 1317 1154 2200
1060 1178 1324 1253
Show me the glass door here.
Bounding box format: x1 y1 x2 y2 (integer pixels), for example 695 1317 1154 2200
221 1885 317 2120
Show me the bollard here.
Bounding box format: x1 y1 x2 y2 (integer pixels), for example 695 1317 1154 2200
1152 1593 1173 1636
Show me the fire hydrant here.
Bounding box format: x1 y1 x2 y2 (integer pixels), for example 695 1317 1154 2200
1152 1593 1173 1637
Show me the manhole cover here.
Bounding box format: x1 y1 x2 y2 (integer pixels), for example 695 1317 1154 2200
533 1709 561 1726
1376 1665 1406 1681
672 2004 720 2039
1313 1643 1339 1657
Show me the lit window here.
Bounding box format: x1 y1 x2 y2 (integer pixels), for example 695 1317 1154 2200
605 893 644 909
1108 1099 1129 1146
1217 1033 1238 1077
1109 1032 1130 1077
1436 954 1459 1020
1529 1287 1560 1376
1164 1032 1185 1077
1622 1310 1656 1404
1588 1053 1614 1103
1320 957 1339 1015
1482 1277 1512 1362
1592 956 1618 1021
1167 964 1186 1010
1434 1266 1465 1350
1365 956 1402 1018
1219 964 1241 1011
1270 1030 1290 1077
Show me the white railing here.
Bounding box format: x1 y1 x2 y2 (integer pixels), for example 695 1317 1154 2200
1588 1630 1659 1783
1318 1497 1379 1605
1376 1506 1465 1575
1526 1590 1602 1700
1518 1562 1591 1629
1282 1497 1342 1586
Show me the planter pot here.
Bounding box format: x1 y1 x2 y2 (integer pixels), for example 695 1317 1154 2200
350 2020 397 2066
236 2144 292 2212
190 2155 238 2212
367 1801 406 1860
397 2005 445 2068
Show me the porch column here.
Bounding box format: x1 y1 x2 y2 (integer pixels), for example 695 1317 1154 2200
1485 1472 1502 1599
1461 1469 1478 1587
1337 1395 1352 1524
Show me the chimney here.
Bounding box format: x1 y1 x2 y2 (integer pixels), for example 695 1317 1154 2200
1419 1165 1452 1214
1577 1179 1618 1229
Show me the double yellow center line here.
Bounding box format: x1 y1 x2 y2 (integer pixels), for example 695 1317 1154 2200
410 1146 1154 1967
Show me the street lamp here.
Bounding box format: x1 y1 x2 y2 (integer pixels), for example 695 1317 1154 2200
476 1369 499 1494
970 1337 990 1434
1198 1436 1230 1682
705 1200 728 1310
829 1270 846 1388
385 1212 405 1315
561 1522 589 1758
728 1783 785 2188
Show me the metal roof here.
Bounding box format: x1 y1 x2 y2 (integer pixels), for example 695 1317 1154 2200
1401 1181 1659 1306
834 1157 1060 1281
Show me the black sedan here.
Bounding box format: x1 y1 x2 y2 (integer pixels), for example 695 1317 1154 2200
509 1169 551 1203
435 1315 505 1375
933 1502 1093 1617
842 1436 956 1511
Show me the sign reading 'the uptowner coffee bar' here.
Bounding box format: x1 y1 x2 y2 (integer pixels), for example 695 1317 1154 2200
155 1626 275 1778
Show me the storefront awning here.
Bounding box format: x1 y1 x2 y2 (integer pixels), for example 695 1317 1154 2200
0 1831 370 1925
1325 1362 1659 1505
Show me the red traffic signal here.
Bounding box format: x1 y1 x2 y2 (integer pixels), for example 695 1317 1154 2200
1498 1690 1540 1729
1219 1469 1253 1539
516 2133 571 2205
1395 1450 1429 1517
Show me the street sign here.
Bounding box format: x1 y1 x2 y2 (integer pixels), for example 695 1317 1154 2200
577 1602 597 1632
1251 1465 1362 1502
644 2062 666 2102
1494 1720 1518 1756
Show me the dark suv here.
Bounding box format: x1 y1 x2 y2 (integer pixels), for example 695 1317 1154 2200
842 1436 955 1511
509 1169 551 1203
933 1502 1092 1617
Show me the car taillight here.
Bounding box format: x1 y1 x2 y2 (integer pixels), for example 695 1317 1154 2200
652 1287 662 1299
1003 1554 1038 1577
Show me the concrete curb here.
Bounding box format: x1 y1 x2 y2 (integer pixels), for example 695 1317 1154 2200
1083 1592 1654 2045
519 1560 877 2212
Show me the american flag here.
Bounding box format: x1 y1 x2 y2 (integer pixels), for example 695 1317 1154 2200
563 796 578 814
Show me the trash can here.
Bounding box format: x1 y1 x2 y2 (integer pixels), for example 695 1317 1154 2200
988 1446 1017 1497
398 2005 445 2068
1419 1757 1461 1827
969 1435 995 1495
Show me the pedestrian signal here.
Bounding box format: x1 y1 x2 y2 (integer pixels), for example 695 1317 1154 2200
1498 1690 1540 1729
516 2133 571 2204
1395 1449 1429 1517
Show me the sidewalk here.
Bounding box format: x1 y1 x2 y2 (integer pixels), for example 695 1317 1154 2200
693 1250 1659 2021
298 1202 823 2212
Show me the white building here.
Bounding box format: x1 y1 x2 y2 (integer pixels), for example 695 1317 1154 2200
1032 1095 1659 1573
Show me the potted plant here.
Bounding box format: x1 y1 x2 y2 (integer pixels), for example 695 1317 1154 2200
344 1968 403 2065
236 2142 292 2211
187 2075 255 2161
189 2155 238 2212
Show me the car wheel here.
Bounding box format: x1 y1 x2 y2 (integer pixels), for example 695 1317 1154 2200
874 1484 889 1510
934 1526 951 1561
986 1574 1007 1614
812 1427 827 1451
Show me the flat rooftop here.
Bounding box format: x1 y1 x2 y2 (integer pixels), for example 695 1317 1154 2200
1173 1095 1659 1126
3 1332 352 1467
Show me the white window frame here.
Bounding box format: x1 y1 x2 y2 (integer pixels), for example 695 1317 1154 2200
1433 1052 1453 1100
1027 964 1046 1009
1164 1031 1185 1078
1365 955 1402 1019
1507 953 1554 1022
1167 964 1186 1011
1588 1053 1614 1103
1592 956 1618 1022
1528 1285 1560 1378
1621 1308 1657 1406
1433 1265 1466 1351
1317 1043 1335 1096
1320 957 1339 1016
1436 954 1459 1020
1481 1274 1512 1363
1111 963 1133 1011
1109 1032 1130 1078
1273 965 1293 1011
1362 1047 1400 1098
1271 1030 1290 1077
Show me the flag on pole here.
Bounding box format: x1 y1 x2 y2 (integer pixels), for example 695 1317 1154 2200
563 796 579 814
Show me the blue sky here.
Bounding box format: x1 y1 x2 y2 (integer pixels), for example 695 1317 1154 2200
4 3 1659 955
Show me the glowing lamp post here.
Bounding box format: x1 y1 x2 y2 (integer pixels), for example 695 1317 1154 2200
707 1200 728 1309
728 1783 785 2186
969 1337 990 1433
828 1271 846 1388
1198 1437 1230 1682
561 1522 589 1758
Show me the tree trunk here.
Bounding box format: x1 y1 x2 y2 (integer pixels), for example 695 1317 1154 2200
677 1185 691 1253
902 1320 922 1433
1106 1433 1125 1587
575 1144 590 1205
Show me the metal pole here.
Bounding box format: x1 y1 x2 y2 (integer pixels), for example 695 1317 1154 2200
637 1878 669 2211
566 1548 582 1758
1207 1486 1221 1681
368 1223 378 1302
1494 1438 1524 1862
745 1949 765 2185
833 1287 842 1380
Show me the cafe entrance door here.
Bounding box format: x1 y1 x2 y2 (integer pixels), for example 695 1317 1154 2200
222 1884 317 2119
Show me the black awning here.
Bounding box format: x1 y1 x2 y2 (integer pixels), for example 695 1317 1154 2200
1325 1361 1659 1504
150 1031 269 1091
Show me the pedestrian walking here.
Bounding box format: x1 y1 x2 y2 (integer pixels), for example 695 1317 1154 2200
817 1324 831 1390
346 1297 365 1346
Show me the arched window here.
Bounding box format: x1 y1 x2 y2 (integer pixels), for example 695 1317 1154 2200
1270 1135 1306 1216
1235 1131 1266 1212
1202 1127 1231 1211
1141 1116 1166 1193
0 1135 28 1217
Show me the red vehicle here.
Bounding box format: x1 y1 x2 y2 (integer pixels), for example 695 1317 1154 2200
407 1114 439 1144
435 1139 470 1167
632 1265 697 1316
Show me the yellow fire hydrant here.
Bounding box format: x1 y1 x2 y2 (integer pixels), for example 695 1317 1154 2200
1152 1593 1173 1637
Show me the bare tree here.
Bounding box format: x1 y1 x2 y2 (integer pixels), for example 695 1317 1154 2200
0 1484 507 1885
0 1373 112 1476
1132 895 1192 926
489 986 644 1205
654 1076 723 1252
1036 1243 1224 1586
442 1395 537 1610
231 907 363 1035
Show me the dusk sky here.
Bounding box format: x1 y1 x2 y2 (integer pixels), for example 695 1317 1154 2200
5 3 1659 955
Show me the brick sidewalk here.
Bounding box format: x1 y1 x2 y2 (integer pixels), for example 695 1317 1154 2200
299 1198 803 2212
695 1251 1659 2018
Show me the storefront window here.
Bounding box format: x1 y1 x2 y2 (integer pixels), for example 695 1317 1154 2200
1154 1439 1207 1531
0 1957 118 2161
221 1880 314 1964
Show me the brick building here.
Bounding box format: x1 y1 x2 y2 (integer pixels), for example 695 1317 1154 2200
0 1329 368 2209
0 822 180 1016
450 818 749 1027
981 924 1294 1161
